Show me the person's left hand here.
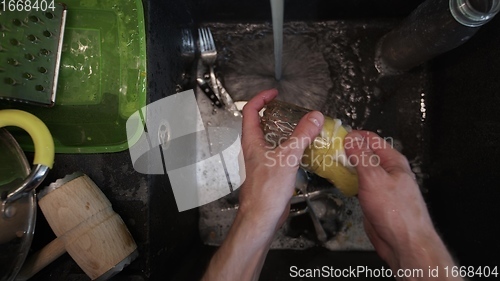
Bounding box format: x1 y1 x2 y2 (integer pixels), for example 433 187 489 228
238 89 324 233
202 89 324 281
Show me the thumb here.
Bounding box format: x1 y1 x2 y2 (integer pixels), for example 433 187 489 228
344 131 386 180
280 111 324 159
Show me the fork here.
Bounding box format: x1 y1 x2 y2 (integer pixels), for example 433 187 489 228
181 28 195 71
198 27 221 102
179 28 195 90
198 27 241 116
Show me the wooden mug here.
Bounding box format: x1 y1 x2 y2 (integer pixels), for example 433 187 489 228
17 172 137 280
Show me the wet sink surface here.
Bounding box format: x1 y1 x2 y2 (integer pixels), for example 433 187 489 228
195 20 429 252
162 16 499 281
148 0 500 279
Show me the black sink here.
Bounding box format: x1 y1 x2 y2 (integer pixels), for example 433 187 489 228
26 0 500 280
146 0 500 280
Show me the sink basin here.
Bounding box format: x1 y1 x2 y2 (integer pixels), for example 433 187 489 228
195 19 428 252
24 0 500 280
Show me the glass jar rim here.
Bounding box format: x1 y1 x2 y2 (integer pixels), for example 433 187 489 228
450 0 500 27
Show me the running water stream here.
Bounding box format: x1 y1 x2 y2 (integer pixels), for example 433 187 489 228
270 0 284 80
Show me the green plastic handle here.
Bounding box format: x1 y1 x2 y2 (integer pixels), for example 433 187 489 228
0 109 54 169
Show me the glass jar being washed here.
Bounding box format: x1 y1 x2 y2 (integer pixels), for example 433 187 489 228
261 100 359 196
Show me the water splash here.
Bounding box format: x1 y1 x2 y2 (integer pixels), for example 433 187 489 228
219 34 332 111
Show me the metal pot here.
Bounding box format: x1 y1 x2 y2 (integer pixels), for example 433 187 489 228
0 110 54 281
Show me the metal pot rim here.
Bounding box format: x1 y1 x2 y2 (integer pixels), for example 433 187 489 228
0 128 36 281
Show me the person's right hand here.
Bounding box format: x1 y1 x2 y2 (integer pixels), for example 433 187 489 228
344 131 461 280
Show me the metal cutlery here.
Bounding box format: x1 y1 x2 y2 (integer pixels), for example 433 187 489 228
179 28 196 91
295 169 328 243
196 77 223 107
197 27 240 115
198 27 223 106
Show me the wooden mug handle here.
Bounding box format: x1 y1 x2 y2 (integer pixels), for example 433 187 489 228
16 237 66 281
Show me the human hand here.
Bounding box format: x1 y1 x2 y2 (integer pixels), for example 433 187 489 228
202 89 324 281
239 89 324 233
344 131 461 279
343 131 431 262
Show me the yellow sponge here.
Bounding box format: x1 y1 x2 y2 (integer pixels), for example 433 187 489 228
303 118 359 196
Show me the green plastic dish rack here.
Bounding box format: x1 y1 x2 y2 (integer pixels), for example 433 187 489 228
0 0 147 153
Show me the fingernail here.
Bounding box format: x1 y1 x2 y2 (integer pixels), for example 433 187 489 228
308 111 323 127
349 132 363 141
310 118 320 127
